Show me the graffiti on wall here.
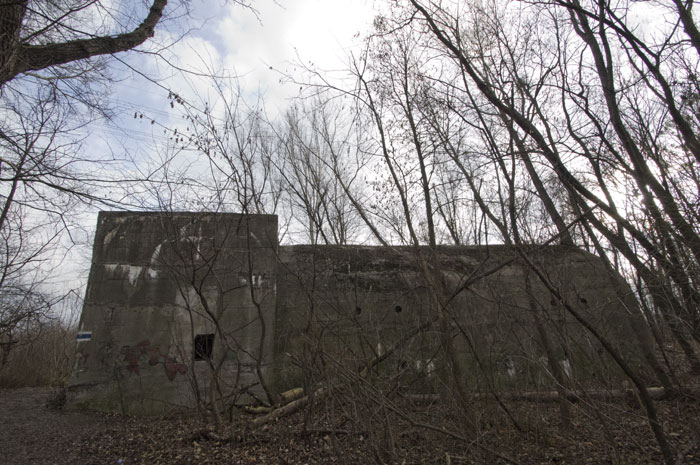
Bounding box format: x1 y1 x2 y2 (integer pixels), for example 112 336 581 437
120 340 187 381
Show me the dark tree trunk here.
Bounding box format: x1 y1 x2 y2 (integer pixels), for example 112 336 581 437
0 0 167 86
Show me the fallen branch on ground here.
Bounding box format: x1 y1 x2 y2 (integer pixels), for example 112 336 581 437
402 386 700 404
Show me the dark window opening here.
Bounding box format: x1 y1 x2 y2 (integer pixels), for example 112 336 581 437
194 333 214 361
395 305 402 313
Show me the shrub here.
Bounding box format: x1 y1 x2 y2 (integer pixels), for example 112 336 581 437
0 322 76 388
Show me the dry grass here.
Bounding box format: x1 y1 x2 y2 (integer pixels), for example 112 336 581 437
0 323 76 388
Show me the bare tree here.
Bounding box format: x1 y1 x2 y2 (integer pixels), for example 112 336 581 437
383 0 700 462
0 0 176 383
244 0 700 462
0 1 167 86
276 100 367 245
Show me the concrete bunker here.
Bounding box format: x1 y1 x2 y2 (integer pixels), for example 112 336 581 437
68 212 650 414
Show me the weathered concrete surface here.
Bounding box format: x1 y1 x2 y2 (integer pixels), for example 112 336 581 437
69 213 650 414
274 245 650 392
69 212 278 414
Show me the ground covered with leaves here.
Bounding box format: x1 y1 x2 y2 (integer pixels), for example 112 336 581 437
1 387 699 464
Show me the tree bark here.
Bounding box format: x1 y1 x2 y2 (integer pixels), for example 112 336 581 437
0 0 167 85
0 1 27 78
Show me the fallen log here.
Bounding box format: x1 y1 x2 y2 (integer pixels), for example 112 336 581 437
252 388 325 426
242 387 307 415
401 386 700 404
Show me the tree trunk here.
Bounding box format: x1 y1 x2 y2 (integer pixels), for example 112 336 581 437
0 0 167 85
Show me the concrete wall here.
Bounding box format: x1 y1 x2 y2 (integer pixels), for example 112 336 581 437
69 212 278 414
69 213 649 413
273 245 650 393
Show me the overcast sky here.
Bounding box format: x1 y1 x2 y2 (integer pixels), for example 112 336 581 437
96 0 380 182
150 0 379 111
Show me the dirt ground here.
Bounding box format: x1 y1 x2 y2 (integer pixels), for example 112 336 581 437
0 387 106 464
0 387 372 465
1 387 700 464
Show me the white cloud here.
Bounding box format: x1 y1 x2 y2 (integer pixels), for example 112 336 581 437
205 0 378 107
